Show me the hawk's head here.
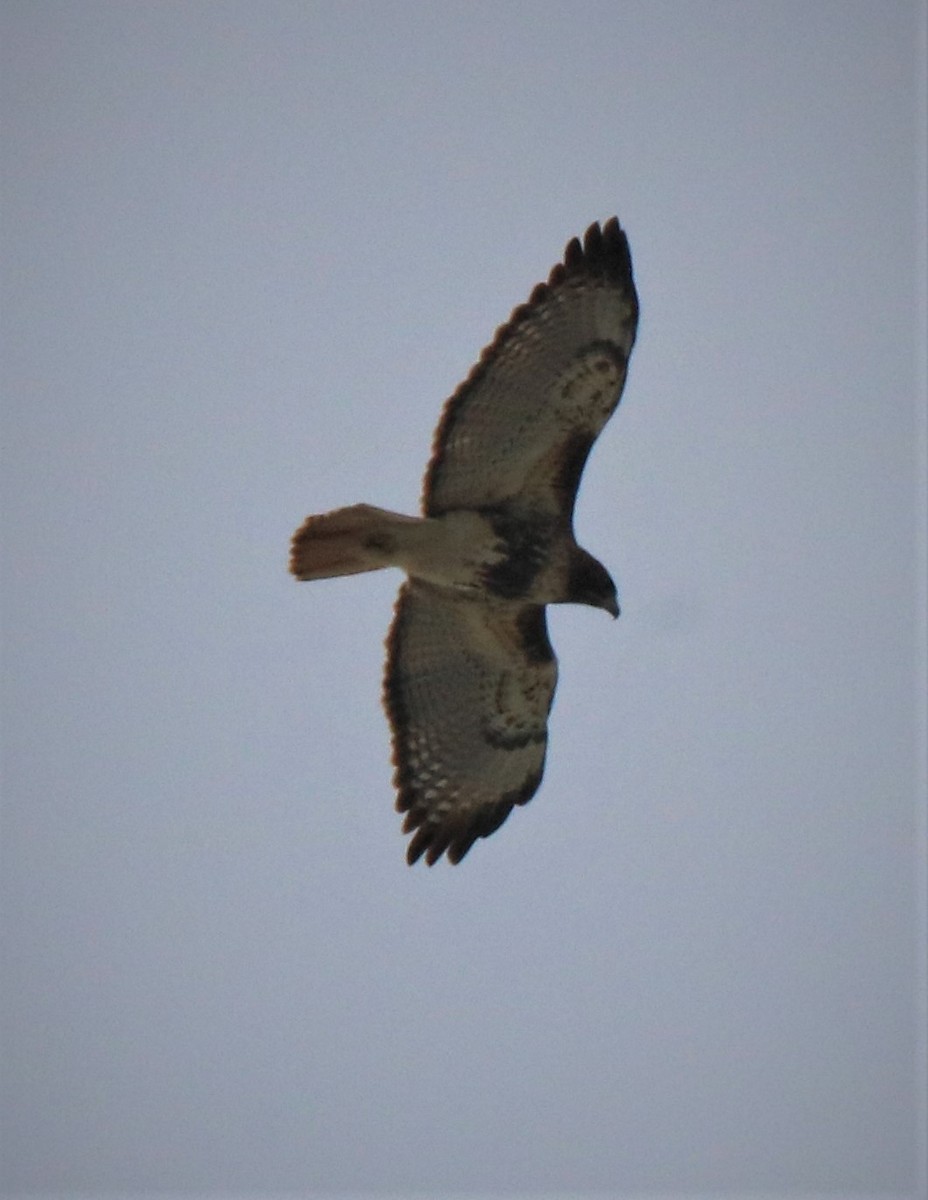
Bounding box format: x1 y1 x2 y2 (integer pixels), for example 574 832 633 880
566 547 619 618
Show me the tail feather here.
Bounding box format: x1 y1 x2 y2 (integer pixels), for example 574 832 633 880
289 504 422 581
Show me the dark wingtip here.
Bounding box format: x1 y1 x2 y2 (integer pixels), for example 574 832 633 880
582 220 604 258
399 780 540 866
404 823 473 867
405 830 428 866
563 235 584 270
554 217 632 288
573 217 633 287
602 214 621 240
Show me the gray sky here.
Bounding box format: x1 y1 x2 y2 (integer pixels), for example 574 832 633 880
2 1 925 1195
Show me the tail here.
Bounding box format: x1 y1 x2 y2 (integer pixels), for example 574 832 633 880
289 504 423 581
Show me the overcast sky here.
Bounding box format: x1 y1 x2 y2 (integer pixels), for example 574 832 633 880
2 2 926 1196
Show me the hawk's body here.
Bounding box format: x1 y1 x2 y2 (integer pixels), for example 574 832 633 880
291 219 638 864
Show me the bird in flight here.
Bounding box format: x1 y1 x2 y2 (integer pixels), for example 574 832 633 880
291 218 638 865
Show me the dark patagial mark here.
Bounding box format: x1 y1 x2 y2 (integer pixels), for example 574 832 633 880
515 605 554 665
553 431 597 503
482 723 546 751
480 508 555 600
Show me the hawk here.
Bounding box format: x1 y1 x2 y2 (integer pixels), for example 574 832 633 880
291 218 638 865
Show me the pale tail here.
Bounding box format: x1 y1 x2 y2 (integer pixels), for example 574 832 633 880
289 504 423 581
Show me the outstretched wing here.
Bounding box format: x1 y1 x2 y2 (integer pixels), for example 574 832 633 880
424 217 638 521
384 580 558 865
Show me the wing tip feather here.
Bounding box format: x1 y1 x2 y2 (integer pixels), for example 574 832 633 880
573 216 633 286
395 768 545 866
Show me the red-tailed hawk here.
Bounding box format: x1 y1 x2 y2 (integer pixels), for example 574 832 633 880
291 218 638 865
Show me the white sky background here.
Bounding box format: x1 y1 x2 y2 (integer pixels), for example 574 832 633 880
2 1 925 1195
